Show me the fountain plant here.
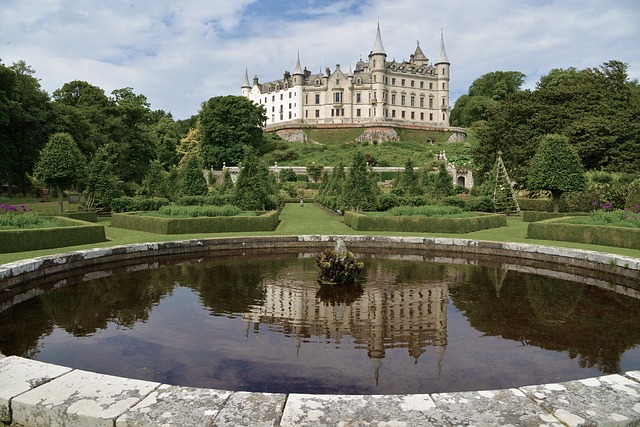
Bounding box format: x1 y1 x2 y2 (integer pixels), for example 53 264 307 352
316 239 364 285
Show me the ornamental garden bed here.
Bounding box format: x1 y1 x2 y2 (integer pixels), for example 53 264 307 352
0 217 106 253
111 205 279 234
344 206 507 233
527 209 640 249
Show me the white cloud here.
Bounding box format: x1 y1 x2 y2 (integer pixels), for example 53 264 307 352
1 0 639 119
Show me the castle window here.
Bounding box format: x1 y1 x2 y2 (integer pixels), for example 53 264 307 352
289 103 291 109
401 79 405 86
411 111 415 119
391 94 396 105
442 97 446 106
315 94 320 104
305 94 308 104
272 95 275 101
401 111 406 118
336 79 340 85
392 78 396 85
289 92 292 98
420 112 424 120
280 94 283 100
410 96 415 107
401 95 406 106
429 82 433 90
357 78 362 85
420 97 424 108
420 81 424 89
392 110 396 118
443 113 446 120
356 109 361 117
280 113 283 120
272 106 275 112
442 68 446 75
315 109 320 118
315 79 321 86
305 110 308 118
356 93 361 103
429 113 433 120
411 80 415 87
333 92 342 103
429 98 434 109
289 111 292 119
442 82 446 90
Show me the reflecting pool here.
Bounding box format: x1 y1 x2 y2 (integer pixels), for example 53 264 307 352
1 250 640 395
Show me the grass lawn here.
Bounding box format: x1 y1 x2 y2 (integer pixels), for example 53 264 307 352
1 203 639 265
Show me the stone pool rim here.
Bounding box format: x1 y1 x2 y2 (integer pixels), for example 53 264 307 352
1 235 640 426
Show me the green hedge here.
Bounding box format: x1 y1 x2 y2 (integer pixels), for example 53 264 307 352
112 196 171 213
344 211 507 233
0 217 106 253
522 211 589 222
42 211 98 222
111 210 279 234
517 198 554 212
527 217 640 249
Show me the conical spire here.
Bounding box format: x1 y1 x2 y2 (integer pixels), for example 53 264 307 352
293 51 303 75
242 67 250 88
412 40 428 64
436 29 449 64
372 22 386 55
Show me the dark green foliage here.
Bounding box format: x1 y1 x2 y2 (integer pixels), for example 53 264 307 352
198 95 267 168
522 211 589 222
450 71 525 127
279 168 297 182
220 169 234 194
82 146 123 212
111 196 171 213
140 159 168 198
434 163 456 198
34 132 84 212
234 149 277 210
180 155 208 197
386 205 464 217
344 211 507 233
156 205 240 217
392 159 422 197
306 163 324 182
527 218 640 249
528 134 586 212
343 152 380 211
111 210 279 234
0 217 106 253
443 195 495 212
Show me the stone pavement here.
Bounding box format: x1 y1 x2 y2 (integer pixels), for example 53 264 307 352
2 354 640 426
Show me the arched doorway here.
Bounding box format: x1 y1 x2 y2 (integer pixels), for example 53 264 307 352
457 176 466 187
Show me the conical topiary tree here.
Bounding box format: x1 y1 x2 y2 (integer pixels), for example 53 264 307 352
180 155 208 197
343 151 380 211
528 134 586 212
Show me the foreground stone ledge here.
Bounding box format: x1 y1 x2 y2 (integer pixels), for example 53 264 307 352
0 356 71 423
212 391 286 427
280 393 445 426
11 369 160 427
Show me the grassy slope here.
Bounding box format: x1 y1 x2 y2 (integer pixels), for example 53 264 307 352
1 203 639 265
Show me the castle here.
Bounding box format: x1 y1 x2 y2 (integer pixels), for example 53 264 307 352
241 24 451 131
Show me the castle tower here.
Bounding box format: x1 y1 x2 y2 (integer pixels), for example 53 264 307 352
241 68 251 98
434 30 450 126
369 23 387 121
292 52 304 121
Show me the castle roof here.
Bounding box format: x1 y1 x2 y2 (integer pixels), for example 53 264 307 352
435 30 449 65
242 68 250 88
371 23 386 55
413 43 427 63
293 52 303 75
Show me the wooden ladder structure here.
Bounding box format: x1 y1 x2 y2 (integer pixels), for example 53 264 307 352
493 153 520 215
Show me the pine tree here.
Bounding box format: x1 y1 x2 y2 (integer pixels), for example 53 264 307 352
140 159 168 198
234 149 273 210
180 155 208 197
344 152 380 211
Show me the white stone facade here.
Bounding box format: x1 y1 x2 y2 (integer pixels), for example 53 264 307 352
242 24 451 129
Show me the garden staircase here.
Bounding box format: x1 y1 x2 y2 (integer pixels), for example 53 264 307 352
493 153 520 215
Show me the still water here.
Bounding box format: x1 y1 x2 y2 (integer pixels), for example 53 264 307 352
1 250 640 395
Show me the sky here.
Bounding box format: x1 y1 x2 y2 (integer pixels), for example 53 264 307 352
2 0 639 120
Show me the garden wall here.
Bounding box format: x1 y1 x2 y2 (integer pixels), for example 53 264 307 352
527 217 640 249
344 212 507 233
0 217 106 253
111 211 279 234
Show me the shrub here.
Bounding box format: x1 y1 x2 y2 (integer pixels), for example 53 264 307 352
387 205 464 217
344 211 506 233
527 217 640 249
279 168 298 182
156 205 241 217
443 195 495 212
176 194 235 207
111 196 171 213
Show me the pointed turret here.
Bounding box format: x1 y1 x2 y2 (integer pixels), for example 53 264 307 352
412 41 428 65
435 30 449 65
372 22 386 55
241 67 251 97
293 51 303 76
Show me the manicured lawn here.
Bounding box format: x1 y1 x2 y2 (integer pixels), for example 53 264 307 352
1 203 639 265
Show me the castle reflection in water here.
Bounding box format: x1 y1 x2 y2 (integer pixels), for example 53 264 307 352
241 258 450 378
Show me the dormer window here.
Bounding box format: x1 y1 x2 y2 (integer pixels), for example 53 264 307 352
315 79 321 86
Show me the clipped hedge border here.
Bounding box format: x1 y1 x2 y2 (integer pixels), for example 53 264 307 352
111 210 279 234
344 211 507 233
522 211 589 223
0 217 106 253
527 217 640 249
42 211 98 222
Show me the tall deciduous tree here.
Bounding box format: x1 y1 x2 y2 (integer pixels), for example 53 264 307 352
34 132 84 212
82 146 122 212
528 134 586 212
198 96 267 168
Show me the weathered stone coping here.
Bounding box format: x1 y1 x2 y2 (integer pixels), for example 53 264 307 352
1 236 640 426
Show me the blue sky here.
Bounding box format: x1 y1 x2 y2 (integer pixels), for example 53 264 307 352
1 0 639 119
